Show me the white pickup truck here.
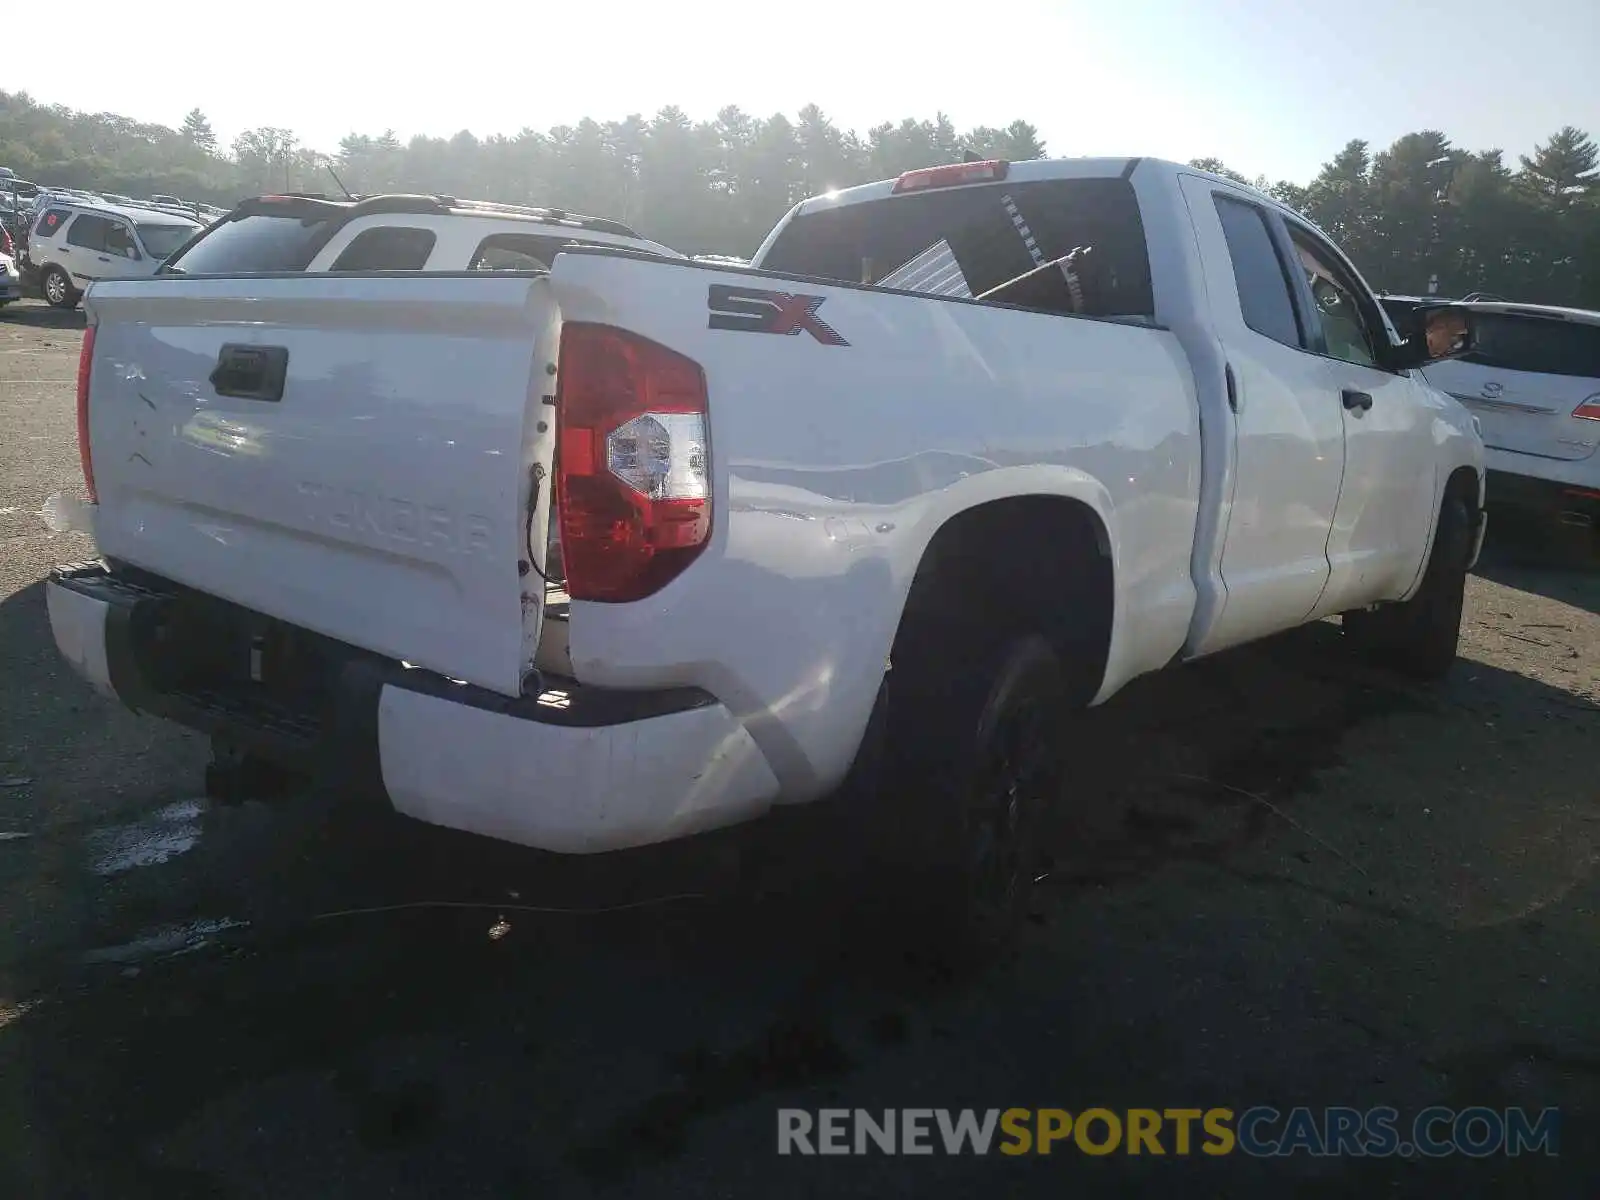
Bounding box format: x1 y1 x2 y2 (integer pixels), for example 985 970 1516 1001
46 157 1486 954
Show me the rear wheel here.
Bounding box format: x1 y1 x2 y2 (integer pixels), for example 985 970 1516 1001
41 266 77 309
858 619 1070 968
1344 492 1474 680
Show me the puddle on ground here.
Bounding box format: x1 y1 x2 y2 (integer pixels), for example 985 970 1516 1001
81 917 249 965
85 800 207 876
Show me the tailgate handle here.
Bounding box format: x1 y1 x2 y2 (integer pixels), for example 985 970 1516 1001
210 344 288 403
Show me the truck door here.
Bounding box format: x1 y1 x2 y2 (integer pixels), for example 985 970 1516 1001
1279 220 1434 619
1178 176 1345 655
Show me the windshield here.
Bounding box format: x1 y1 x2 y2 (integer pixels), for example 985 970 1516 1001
162 212 333 273
136 223 199 260
758 176 1154 319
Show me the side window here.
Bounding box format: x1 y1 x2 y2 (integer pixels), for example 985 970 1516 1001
1287 229 1381 369
65 215 110 251
328 226 437 272
103 222 139 259
1213 195 1301 347
35 207 72 239
469 232 573 271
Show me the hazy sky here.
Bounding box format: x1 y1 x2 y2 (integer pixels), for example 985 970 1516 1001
13 0 1598 184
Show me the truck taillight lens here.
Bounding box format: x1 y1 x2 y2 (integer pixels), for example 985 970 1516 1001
555 323 710 602
76 324 97 503
1574 394 1600 422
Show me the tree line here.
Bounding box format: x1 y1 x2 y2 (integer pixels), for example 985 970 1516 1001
2 90 1596 306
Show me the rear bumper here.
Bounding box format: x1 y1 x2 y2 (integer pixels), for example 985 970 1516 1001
46 564 780 853
1485 465 1600 528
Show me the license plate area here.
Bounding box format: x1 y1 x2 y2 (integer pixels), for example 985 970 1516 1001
132 592 341 714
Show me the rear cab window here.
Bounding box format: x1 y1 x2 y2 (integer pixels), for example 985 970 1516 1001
756 176 1154 320
328 225 437 271
1462 314 1600 379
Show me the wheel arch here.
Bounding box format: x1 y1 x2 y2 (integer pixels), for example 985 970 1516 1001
1400 458 1484 601
889 486 1119 708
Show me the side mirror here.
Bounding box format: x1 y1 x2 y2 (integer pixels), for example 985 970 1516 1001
1386 303 1475 371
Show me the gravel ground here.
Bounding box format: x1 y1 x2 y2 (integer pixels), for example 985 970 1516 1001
1 298 1597 1198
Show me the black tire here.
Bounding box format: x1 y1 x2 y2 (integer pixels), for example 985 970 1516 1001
41 265 77 309
855 622 1069 968
1344 491 1474 680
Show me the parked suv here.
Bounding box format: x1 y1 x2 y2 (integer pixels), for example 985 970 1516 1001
158 193 682 276
1387 298 1600 560
27 199 202 307
0 240 20 307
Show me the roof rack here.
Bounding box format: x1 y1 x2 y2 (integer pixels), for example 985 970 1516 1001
232 190 643 238
432 196 641 238
79 196 207 222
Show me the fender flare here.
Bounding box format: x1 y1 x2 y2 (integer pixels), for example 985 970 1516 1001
879 463 1124 690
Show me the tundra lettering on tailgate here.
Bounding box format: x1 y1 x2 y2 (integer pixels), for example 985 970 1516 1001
297 481 493 557
707 284 849 346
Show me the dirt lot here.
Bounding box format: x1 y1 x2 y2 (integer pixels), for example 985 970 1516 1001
1 297 1597 1198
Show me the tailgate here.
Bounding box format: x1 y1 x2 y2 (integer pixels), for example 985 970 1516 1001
83 273 559 697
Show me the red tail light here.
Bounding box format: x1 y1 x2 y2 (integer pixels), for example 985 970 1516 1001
892 159 1009 194
77 324 97 503
555 324 711 602
1573 394 1600 422
1 226 12 256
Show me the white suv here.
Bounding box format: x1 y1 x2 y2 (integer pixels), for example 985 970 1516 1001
159 193 681 277
1386 297 1600 560
28 199 202 307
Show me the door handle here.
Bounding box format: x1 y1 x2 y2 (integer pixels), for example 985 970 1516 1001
1342 389 1373 413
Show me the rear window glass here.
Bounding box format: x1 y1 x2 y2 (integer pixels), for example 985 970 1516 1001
35 207 71 238
757 177 1154 319
328 225 437 271
1462 314 1600 379
163 212 333 273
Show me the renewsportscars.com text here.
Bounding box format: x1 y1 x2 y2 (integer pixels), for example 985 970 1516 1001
776 1106 1560 1158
